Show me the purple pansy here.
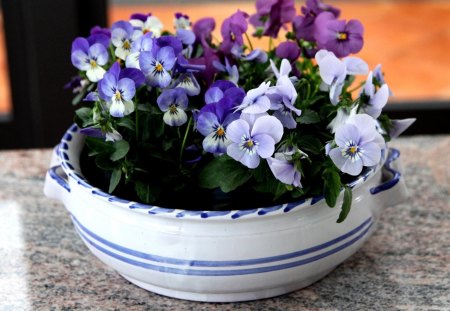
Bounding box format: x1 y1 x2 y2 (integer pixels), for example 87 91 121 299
90 25 111 38
267 151 302 187
196 90 241 154
235 81 272 114
220 10 249 54
328 114 384 176
267 75 301 129
139 46 176 88
360 71 389 118
293 0 340 42
111 21 142 60
125 32 153 69
193 17 215 50
314 12 364 58
157 88 189 126
71 37 109 82
213 58 239 84
374 64 393 96
250 0 296 38
64 76 88 93
130 15 163 37
276 41 301 62
98 63 136 118
226 114 284 169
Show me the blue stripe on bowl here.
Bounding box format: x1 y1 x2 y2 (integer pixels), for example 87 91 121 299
71 215 372 268
74 221 373 276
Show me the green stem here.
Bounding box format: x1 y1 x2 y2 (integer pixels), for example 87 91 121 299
269 37 273 51
347 81 365 94
179 117 192 165
244 32 254 51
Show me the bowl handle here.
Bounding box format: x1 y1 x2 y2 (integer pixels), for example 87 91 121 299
369 148 408 206
43 145 71 202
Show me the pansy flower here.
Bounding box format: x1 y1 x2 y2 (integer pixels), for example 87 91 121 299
98 63 137 118
267 151 302 187
130 14 163 38
314 12 364 58
157 88 189 126
266 75 302 129
235 81 272 114
125 32 153 69
193 17 215 50
196 88 241 154
328 114 384 176
360 71 389 118
71 37 109 82
226 113 283 169
111 21 142 61
220 10 249 54
140 45 176 88
213 58 239 84
249 0 296 38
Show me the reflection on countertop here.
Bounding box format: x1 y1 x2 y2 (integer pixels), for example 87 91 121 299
0 136 449 310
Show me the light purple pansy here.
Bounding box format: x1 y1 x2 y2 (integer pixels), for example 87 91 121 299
235 81 272 114
374 64 393 96
111 21 142 61
98 63 136 118
213 58 239 84
71 37 109 82
328 114 384 176
267 152 302 187
314 12 364 58
361 71 389 118
196 93 241 155
157 88 189 127
315 49 368 105
231 47 268 63
270 58 293 79
125 32 153 69
266 75 302 129
174 12 191 30
139 46 176 88
226 113 284 169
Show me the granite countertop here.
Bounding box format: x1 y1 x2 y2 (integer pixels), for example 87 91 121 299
0 135 449 310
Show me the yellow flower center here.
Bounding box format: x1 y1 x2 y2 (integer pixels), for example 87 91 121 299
216 127 225 137
245 140 254 148
169 104 178 114
230 32 236 41
143 29 150 34
123 40 131 50
337 32 348 41
349 146 357 154
155 63 164 72
90 59 97 68
115 90 122 101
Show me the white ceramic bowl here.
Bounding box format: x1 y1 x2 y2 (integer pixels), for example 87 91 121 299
44 124 408 302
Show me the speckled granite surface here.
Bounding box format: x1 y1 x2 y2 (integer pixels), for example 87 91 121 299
0 136 449 310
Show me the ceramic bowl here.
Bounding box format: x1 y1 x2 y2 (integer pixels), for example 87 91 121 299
44 124 408 302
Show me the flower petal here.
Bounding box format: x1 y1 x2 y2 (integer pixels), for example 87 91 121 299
251 115 283 143
196 112 218 136
163 108 187 126
226 119 250 143
110 100 125 118
360 142 381 167
118 78 136 101
86 66 106 82
253 133 275 158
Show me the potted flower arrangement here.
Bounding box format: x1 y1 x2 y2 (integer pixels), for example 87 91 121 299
45 0 414 302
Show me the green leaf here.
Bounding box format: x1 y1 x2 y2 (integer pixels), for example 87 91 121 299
198 156 252 192
117 118 136 132
85 137 114 156
297 110 320 124
337 186 352 223
110 140 130 161
95 153 116 170
323 167 342 207
297 134 323 155
75 107 94 127
135 181 160 204
109 168 122 193
72 90 86 106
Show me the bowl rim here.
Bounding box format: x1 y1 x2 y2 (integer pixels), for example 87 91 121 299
55 124 385 220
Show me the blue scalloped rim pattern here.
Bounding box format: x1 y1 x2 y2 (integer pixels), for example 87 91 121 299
55 124 395 220
72 214 374 276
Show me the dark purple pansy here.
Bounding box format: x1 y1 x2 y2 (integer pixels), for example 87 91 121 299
193 17 216 50
250 0 296 38
314 12 364 58
220 10 249 54
276 41 301 62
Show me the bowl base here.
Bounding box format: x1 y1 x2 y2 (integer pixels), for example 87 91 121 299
119 268 336 302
